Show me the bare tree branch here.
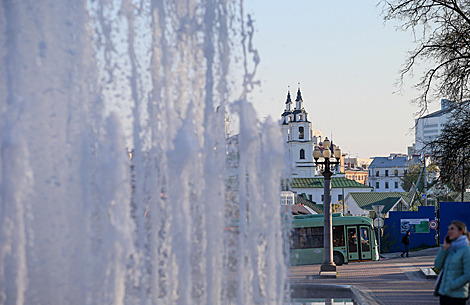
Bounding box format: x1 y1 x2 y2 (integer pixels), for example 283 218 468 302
380 0 470 111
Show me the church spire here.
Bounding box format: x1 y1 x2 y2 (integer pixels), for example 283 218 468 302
295 83 303 109
285 86 292 111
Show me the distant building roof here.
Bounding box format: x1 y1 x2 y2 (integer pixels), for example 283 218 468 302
348 192 421 214
296 194 323 214
419 100 470 119
421 108 452 119
282 204 311 216
369 156 421 169
345 169 368 173
291 177 372 189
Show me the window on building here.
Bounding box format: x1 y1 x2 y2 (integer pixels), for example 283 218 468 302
321 195 324 202
300 149 305 159
376 170 379 177
299 115 303 120
385 182 389 189
395 201 407 211
280 192 294 205
309 194 312 201
299 126 304 139
338 194 343 201
376 182 380 188
394 170 398 176
395 181 399 188
385 170 389 176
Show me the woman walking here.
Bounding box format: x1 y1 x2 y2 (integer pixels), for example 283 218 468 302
434 220 470 305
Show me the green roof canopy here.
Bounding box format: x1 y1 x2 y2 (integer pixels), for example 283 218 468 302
348 192 420 214
291 177 372 189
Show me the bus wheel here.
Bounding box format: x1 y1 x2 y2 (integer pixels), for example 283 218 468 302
333 251 344 266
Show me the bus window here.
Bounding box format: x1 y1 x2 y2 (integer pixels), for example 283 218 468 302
361 227 371 252
333 226 345 247
290 227 323 249
299 228 307 248
348 227 358 253
290 229 299 249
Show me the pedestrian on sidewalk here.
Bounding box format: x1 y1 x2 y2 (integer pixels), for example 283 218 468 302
434 220 470 305
401 231 410 258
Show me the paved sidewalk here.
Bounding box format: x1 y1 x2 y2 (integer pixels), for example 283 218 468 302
289 247 440 305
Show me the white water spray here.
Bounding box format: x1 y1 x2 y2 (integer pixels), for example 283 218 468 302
0 1 288 304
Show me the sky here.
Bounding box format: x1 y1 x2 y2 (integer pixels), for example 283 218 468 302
243 0 442 159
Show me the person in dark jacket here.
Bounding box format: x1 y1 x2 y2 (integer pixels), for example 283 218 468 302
401 231 410 258
434 220 470 305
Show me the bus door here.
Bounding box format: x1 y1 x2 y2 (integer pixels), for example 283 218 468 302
360 226 372 260
346 226 359 261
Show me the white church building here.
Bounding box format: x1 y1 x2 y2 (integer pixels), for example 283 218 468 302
280 87 340 178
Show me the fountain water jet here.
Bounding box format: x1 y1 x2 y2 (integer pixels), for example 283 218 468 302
0 0 289 304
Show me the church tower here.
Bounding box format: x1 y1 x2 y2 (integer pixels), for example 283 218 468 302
281 89 293 141
282 86 322 178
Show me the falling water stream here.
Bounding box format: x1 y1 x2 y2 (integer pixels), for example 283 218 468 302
0 0 288 304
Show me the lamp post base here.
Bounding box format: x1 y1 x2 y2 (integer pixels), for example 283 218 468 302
319 263 337 278
320 262 337 272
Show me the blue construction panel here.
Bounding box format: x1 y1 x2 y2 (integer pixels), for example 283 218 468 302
383 206 436 253
439 202 470 244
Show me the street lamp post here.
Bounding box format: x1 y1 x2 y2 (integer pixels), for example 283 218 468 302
372 204 385 259
313 137 341 274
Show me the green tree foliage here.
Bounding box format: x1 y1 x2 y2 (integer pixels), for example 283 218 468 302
380 0 470 114
400 163 439 192
401 164 422 192
426 106 470 195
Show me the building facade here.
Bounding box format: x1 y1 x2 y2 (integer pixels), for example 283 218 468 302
345 169 368 185
344 192 412 217
343 157 372 185
368 154 421 192
291 177 372 208
415 99 454 154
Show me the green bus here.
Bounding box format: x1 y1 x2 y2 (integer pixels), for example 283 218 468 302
290 213 379 266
